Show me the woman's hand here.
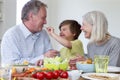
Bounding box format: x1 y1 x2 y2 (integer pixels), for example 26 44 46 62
76 55 86 61
69 55 86 70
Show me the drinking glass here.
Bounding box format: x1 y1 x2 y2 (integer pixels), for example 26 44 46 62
0 67 11 80
94 55 109 73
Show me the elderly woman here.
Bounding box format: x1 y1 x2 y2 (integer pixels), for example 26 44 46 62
81 11 120 67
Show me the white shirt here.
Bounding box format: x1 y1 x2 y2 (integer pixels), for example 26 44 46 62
1 23 52 66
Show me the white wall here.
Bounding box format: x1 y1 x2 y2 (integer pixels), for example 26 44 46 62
47 0 120 53
16 0 29 24
0 0 16 39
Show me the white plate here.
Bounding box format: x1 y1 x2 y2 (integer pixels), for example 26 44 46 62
108 66 120 72
81 73 120 80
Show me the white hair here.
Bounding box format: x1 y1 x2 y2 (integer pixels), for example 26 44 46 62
83 11 109 42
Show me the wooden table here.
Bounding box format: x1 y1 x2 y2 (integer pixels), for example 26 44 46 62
79 77 86 80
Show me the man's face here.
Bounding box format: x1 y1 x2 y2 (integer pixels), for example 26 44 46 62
32 7 47 33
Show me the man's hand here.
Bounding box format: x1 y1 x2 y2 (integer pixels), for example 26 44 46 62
36 59 43 66
36 50 59 66
44 49 59 58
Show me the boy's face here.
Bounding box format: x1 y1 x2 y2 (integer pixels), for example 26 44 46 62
60 24 75 41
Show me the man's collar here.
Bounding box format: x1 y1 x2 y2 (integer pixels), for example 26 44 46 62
19 23 41 39
19 23 32 39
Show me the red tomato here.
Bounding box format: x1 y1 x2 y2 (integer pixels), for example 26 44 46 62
53 70 59 79
56 70 63 75
45 71 53 79
32 72 37 78
60 71 68 78
36 72 45 80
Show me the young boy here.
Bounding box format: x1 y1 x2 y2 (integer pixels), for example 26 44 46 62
47 20 84 60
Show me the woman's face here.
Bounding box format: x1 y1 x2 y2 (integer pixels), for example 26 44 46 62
81 20 92 39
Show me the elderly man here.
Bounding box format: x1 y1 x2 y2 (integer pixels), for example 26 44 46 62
1 0 59 67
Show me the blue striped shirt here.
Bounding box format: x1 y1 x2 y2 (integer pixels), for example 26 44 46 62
1 23 52 66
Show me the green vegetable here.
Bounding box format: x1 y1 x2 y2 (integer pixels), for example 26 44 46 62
44 56 68 70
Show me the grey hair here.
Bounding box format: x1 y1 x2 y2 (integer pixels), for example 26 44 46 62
21 0 47 21
83 11 109 42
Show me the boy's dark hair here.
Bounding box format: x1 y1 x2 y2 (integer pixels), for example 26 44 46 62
59 20 82 40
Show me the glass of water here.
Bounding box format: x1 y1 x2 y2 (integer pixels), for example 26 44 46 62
94 55 109 73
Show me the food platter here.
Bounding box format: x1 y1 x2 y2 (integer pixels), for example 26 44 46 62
11 66 71 80
81 73 119 80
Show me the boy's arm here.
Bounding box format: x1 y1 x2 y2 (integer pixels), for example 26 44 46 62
46 27 72 48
